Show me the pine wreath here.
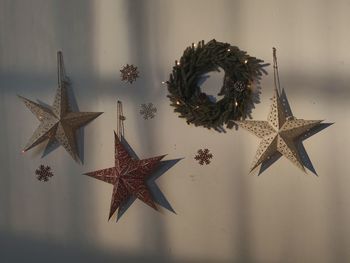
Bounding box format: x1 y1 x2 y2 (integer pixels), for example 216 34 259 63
166 39 267 131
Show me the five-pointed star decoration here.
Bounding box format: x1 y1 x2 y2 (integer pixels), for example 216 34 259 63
18 51 103 162
235 48 331 175
84 132 177 221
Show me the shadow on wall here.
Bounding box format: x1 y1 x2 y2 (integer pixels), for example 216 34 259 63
0 231 243 263
1 0 349 262
0 231 166 263
123 0 171 259
0 233 236 263
2 0 177 262
0 0 98 255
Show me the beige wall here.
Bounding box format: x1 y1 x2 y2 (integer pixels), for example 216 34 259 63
0 0 349 262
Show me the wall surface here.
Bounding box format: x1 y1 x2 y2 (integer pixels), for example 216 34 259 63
1 0 349 262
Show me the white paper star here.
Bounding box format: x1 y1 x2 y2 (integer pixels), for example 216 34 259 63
19 52 103 162
236 89 326 174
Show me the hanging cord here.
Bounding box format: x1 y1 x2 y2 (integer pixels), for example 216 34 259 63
272 47 282 96
57 51 65 87
117 100 125 140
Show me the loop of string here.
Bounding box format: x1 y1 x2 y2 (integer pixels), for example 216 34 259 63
57 51 65 87
272 47 282 96
117 100 125 140
57 52 126 139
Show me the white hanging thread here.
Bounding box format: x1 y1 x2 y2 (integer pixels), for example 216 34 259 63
57 51 66 87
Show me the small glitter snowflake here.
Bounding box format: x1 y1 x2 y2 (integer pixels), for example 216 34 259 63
194 149 213 165
35 165 54 182
140 103 157 120
120 64 139 84
220 77 247 96
233 81 246 92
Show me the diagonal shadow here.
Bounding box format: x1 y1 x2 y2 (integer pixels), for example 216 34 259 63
147 158 182 213
115 136 181 222
256 152 283 175
296 122 334 175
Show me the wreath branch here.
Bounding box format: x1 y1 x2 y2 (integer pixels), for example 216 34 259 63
167 39 268 131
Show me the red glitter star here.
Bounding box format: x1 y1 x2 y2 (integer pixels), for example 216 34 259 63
84 132 165 220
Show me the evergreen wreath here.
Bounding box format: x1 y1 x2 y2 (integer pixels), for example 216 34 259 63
166 39 267 132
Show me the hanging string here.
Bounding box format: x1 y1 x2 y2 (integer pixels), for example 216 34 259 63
272 47 282 95
117 100 125 140
57 51 65 87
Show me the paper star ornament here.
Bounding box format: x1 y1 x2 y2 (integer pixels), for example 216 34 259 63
19 51 103 162
236 89 327 174
84 132 166 220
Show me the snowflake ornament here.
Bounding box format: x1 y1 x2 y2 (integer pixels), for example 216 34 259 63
140 103 157 120
120 64 139 84
233 81 246 92
220 77 247 96
35 165 54 182
194 148 213 165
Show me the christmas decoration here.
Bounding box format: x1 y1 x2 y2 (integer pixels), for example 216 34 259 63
194 148 213 165
35 164 54 182
166 39 267 132
18 51 103 162
84 132 164 220
236 48 331 174
140 103 157 120
233 81 246 92
84 101 179 221
120 64 139 84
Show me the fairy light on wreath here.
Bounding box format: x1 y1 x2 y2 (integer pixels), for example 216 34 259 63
165 39 267 132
